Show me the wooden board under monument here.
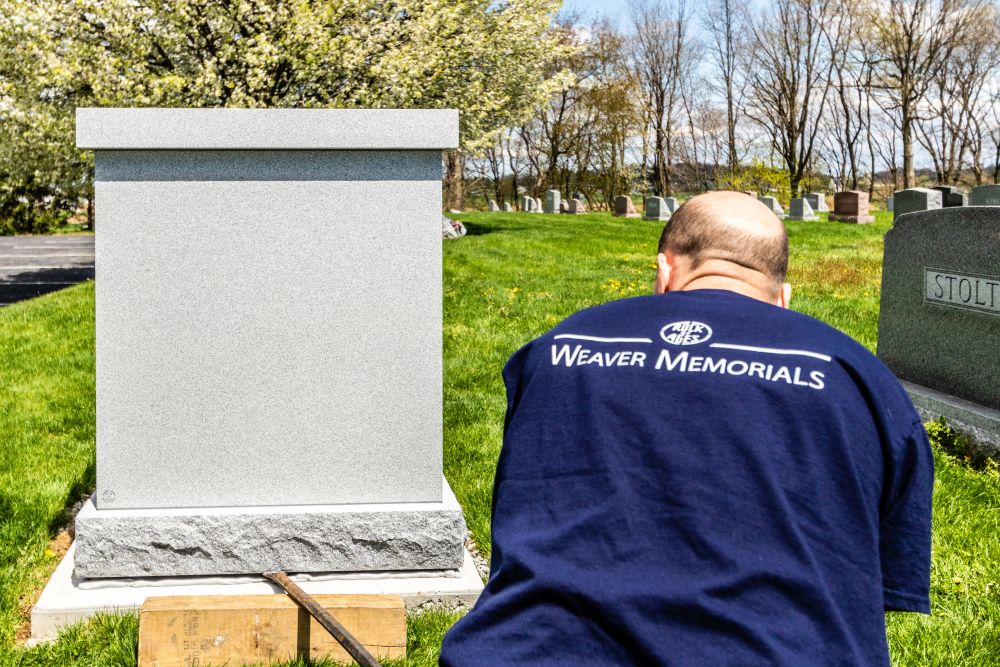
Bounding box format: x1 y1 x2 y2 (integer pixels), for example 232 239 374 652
138 594 406 666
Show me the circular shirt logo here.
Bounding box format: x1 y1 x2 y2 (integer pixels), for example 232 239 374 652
660 321 713 345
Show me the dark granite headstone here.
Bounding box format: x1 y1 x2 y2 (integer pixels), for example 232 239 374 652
544 190 560 214
788 198 818 220
805 192 829 212
829 190 875 223
878 207 1000 448
644 197 670 221
893 188 941 219
758 195 784 218
969 184 1000 206
560 199 569 213
932 185 968 208
614 195 640 218
568 198 586 214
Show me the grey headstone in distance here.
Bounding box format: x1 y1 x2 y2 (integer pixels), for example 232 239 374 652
545 190 560 214
878 207 1000 450
805 192 829 212
969 184 1000 206
933 185 967 208
760 196 784 218
502 201 513 212
664 197 680 213
788 198 818 221
887 197 894 212
73 107 468 576
488 199 499 212
645 197 670 221
519 195 529 211
568 198 586 214
893 188 942 219
560 199 569 213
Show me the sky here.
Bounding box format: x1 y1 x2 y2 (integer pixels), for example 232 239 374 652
564 0 631 21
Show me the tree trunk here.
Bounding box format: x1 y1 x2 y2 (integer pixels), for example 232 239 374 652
443 150 464 210
901 105 915 188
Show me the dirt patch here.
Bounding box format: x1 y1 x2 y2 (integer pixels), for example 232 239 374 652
14 495 88 645
791 256 881 290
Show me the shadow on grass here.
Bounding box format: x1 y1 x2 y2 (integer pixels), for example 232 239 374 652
48 459 95 537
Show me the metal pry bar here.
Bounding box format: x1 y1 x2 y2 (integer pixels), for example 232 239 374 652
263 570 383 667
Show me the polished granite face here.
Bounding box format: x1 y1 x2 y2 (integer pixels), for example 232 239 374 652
878 206 1000 412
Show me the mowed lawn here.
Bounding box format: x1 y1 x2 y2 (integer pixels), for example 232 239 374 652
1 210 998 665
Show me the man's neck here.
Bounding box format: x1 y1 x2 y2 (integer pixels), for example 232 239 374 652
676 275 775 304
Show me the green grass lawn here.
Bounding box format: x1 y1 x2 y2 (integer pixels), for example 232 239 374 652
1 210 998 665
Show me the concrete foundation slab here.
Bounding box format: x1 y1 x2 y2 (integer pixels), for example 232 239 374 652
31 542 484 644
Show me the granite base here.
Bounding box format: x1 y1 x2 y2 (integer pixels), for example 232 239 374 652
30 542 484 643
903 380 1000 453
829 214 875 224
74 478 467 578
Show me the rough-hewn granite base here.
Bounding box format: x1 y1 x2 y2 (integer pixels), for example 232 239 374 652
74 478 467 578
829 214 875 224
903 380 1000 453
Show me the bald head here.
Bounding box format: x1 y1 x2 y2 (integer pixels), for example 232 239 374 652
657 191 789 297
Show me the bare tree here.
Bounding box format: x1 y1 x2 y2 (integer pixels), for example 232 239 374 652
629 0 695 196
703 0 748 172
867 0 988 187
744 0 836 196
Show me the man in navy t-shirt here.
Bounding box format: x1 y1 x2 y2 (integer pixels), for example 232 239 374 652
439 192 933 666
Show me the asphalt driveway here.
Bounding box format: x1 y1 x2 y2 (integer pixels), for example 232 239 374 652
0 235 95 306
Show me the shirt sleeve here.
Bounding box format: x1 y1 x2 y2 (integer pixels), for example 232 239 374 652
880 418 934 613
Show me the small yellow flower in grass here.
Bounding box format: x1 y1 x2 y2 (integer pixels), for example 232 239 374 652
953 577 963 585
44 548 55 559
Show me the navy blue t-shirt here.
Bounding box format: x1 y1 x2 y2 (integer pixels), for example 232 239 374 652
441 289 933 666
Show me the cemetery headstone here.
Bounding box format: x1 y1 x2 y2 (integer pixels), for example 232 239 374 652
758 195 785 218
829 190 875 224
788 198 818 221
887 196 894 212
544 190 561 214
893 188 942 220
533 197 544 212
568 198 586 214
805 192 829 212
933 185 968 208
970 184 1000 205
664 196 680 213
488 200 499 212
878 206 1000 451
31 109 484 639
560 200 569 213
502 201 513 212
644 197 670 221
614 195 640 218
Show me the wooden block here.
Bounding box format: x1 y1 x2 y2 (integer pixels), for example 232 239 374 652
138 594 406 667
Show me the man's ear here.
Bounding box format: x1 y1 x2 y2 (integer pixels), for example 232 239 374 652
776 282 792 308
654 252 672 294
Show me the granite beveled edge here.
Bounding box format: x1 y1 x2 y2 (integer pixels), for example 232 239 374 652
74 478 468 578
902 380 1000 452
76 108 459 150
